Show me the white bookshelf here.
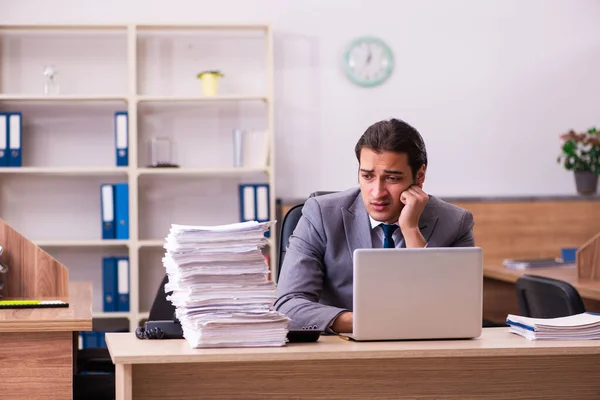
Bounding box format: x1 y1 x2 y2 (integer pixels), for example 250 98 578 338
0 167 129 175
137 95 269 102
35 239 131 247
0 94 128 101
0 23 276 332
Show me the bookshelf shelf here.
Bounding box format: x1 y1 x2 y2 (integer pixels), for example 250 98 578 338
92 312 132 319
138 239 165 248
0 94 128 101
0 167 129 176
137 95 268 103
137 167 269 177
0 23 276 333
35 239 131 247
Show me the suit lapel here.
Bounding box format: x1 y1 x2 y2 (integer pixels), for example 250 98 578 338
342 193 372 254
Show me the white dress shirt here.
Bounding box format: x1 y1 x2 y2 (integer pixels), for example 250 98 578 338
368 215 428 248
368 215 403 248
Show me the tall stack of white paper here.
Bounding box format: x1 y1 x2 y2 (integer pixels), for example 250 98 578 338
162 220 290 348
507 313 600 340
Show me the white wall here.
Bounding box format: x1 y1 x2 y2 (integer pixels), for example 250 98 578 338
2 0 600 198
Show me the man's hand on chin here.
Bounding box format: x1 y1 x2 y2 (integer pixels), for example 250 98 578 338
398 184 428 248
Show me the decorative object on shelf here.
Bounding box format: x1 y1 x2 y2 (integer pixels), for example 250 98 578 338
343 36 393 87
233 129 245 167
42 65 60 95
557 127 600 195
196 70 224 96
149 137 179 168
232 129 269 169
243 130 269 168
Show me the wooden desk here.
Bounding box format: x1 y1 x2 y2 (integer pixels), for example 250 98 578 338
0 281 92 400
483 264 600 323
107 328 600 399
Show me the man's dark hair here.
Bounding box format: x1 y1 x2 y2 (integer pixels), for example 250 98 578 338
354 118 428 179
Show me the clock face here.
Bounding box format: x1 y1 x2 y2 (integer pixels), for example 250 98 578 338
344 37 394 87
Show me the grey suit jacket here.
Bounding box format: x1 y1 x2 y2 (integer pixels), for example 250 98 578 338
274 187 475 331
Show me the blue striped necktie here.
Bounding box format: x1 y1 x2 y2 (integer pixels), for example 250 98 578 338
380 224 399 248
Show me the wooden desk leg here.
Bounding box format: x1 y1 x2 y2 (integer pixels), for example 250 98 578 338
116 364 132 400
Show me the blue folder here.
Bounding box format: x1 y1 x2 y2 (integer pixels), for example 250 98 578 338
114 183 129 239
8 112 22 167
100 184 116 239
116 257 130 312
102 256 118 312
239 183 271 237
0 113 7 167
114 111 128 166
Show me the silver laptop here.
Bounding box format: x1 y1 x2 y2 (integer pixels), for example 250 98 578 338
341 247 483 341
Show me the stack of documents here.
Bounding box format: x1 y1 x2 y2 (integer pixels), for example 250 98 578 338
162 220 290 348
507 313 600 340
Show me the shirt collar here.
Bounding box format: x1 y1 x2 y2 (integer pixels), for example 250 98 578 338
368 215 399 230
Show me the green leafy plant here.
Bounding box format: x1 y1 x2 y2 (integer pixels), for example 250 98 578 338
557 127 600 175
196 70 224 79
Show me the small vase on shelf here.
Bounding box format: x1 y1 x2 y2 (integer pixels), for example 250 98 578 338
196 70 223 96
43 65 60 96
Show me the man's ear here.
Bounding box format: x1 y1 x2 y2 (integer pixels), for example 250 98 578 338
416 165 426 187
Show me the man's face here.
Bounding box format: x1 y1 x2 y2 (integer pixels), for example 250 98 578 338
358 148 425 224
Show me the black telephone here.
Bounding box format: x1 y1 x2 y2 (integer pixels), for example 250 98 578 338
135 316 184 340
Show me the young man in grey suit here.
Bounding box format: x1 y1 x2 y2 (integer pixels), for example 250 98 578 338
274 118 475 334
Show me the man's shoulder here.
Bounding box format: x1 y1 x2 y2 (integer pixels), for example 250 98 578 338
426 195 471 218
306 187 361 210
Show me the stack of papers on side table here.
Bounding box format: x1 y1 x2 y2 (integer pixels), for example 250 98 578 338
162 220 290 348
507 312 600 340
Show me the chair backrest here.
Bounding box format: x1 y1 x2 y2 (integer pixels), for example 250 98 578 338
148 274 176 321
276 191 338 282
277 203 304 282
515 274 586 318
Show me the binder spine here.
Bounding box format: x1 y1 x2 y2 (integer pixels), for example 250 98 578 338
114 183 129 239
117 257 130 312
115 111 128 167
239 183 270 237
101 184 116 239
0 113 7 167
8 112 22 167
102 256 117 312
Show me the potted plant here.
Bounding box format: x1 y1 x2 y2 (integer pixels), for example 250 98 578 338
196 70 224 96
557 127 600 195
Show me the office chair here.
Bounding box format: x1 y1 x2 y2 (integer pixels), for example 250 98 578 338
74 275 175 400
146 274 176 321
277 191 337 282
277 203 304 282
74 318 129 400
515 274 586 318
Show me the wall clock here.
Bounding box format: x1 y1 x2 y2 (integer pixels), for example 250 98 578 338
343 36 394 87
